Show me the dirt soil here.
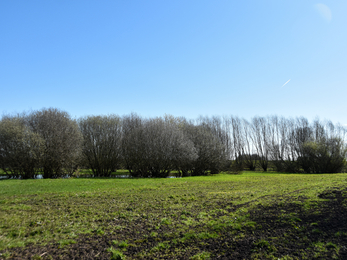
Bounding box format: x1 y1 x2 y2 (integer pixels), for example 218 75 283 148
2 187 347 259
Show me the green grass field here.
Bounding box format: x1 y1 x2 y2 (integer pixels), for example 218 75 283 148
1 172 347 259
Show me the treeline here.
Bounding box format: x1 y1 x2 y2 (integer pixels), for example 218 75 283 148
0 108 346 179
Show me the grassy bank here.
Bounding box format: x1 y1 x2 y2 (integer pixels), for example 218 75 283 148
1 172 347 259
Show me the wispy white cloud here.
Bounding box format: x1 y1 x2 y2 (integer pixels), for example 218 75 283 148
281 79 291 88
315 3 332 22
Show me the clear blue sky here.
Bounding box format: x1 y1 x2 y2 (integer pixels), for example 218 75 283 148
1 1 346 124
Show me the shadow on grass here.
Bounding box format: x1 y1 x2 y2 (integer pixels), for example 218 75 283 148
2 187 347 259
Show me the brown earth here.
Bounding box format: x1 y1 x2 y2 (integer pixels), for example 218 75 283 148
2 187 347 259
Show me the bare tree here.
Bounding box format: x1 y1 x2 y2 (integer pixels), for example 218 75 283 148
179 122 225 176
270 117 300 172
296 119 347 173
2 108 346 177
145 117 197 177
122 113 148 177
240 119 257 171
79 115 122 177
0 115 44 179
267 116 289 172
250 116 270 171
122 114 197 177
197 115 232 167
229 116 245 169
28 108 82 178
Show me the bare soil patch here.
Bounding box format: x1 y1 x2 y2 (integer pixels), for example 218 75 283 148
2 186 347 259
